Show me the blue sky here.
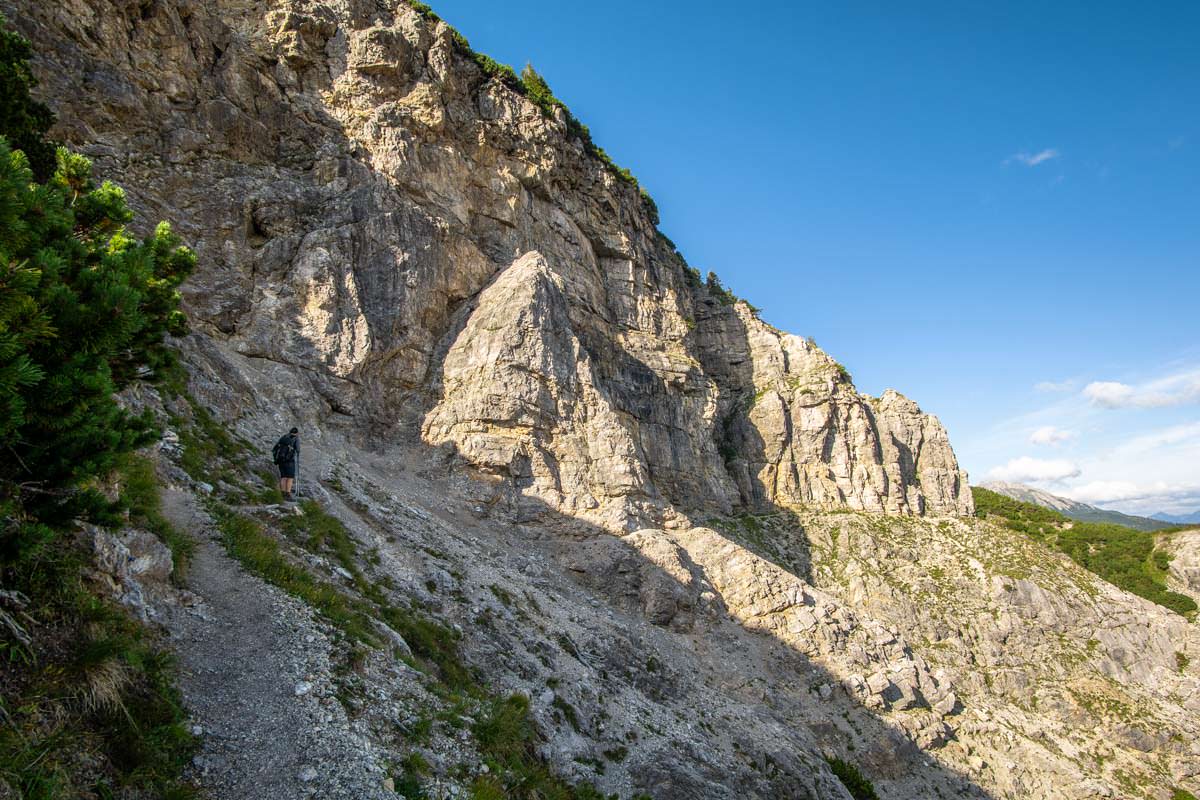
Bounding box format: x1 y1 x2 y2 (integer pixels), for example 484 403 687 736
440 1 1200 514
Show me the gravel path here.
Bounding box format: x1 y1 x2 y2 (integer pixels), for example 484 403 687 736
159 488 391 799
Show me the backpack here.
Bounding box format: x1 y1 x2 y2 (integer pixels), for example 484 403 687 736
272 436 296 465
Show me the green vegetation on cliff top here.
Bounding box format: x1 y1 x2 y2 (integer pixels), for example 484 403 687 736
403 1 771 317
402 1 659 225
972 487 1197 617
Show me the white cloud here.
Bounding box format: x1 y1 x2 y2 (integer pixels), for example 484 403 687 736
1029 425 1076 446
1115 421 1200 454
964 362 1200 515
964 360 1200 516
1058 418 1200 514
1066 480 1143 502
1066 480 1200 515
1006 148 1060 167
986 456 1081 483
1082 381 1137 407
1082 369 1200 408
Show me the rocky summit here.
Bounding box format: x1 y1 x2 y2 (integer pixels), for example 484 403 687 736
7 1 1198 799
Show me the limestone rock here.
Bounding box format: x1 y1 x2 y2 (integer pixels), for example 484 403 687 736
698 308 972 517
89 525 174 620
1164 530 1200 607
7 0 970 531
422 251 659 530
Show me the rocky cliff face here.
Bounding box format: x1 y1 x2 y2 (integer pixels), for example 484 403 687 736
9 0 969 533
10 3 1199 800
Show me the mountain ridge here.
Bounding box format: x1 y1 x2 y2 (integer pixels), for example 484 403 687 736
979 480 1171 531
1153 510 1200 525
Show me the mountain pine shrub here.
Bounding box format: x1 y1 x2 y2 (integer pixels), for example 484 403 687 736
0 14 56 181
0 16 197 796
826 756 879 800
0 140 194 519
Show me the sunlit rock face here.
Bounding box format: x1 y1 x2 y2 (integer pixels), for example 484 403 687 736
10 0 970 531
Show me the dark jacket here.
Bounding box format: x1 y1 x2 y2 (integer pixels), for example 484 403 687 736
272 434 299 466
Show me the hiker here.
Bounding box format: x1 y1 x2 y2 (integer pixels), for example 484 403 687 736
272 427 300 500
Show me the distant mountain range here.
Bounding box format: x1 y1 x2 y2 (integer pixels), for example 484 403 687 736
979 481 1173 531
1151 510 1200 525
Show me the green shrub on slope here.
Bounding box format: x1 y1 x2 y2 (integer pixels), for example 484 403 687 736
0 141 193 519
972 487 1197 617
0 15 196 796
826 756 879 800
0 14 56 180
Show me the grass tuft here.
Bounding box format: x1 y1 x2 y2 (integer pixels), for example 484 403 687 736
211 503 381 645
119 453 194 573
471 693 612 799
0 526 197 798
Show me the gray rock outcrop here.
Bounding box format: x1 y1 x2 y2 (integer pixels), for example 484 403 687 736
1165 529 1200 607
90 524 175 620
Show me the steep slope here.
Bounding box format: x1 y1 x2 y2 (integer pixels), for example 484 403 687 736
6 2 1200 800
118 390 1200 800
981 481 1170 531
973 487 1198 617
134 397 1200 800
